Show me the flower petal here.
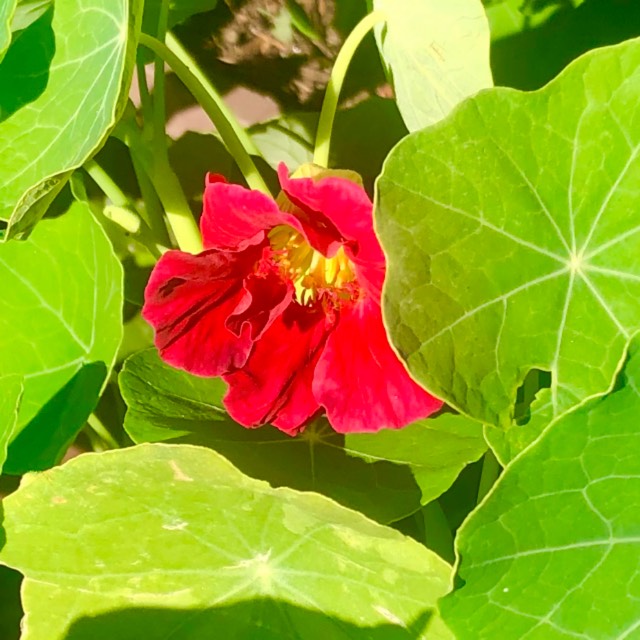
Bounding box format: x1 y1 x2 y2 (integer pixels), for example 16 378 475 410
201 177 295 252
277 163 384 266
223 304 333 434
313 299 443 433
143 248 259 376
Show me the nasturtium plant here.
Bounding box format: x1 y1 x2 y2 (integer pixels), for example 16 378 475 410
0 444 452 639
120 349 424 523
1 0 640 636
0 201 123 472
372 0 493 132
441 335 640 639
0 0 140 239
377 36 640 461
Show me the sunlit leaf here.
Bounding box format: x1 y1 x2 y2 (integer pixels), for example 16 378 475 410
0 443 453 639
0 0 141 239
377 38 640 461
0 375 22 471
0 0 16 61
441 336 640 638
372 0 492 132
0 200 123 472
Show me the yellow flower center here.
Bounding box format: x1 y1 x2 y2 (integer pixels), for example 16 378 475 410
268 225 357 306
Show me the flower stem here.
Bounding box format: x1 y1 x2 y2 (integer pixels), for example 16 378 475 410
84 159 128 207
477 448 501 503
313 10 386 168
115 103 203 254
153 0 170 139
138 32 269 195
87 413 120 450
422 500 455 564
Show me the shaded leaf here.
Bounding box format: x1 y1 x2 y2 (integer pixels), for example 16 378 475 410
345 413 487 505
0 0 141 239
251 96 407 192
441 336 640 638
485 0 586 41
0 200 123 472
0 443 453 639
120 349 423 524
377 38 640 461
372 0 492 132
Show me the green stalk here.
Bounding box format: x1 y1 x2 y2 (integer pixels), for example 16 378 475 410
84 159 166 258
87 413 120 450
422 500 455 564
313 10 386 167
130 153 172 246
477 449 501 503
153 0 170 139
85 159 128 207
138 32 269 194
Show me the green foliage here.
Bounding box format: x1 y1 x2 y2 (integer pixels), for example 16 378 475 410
0 375 22 471
0 200 123 472
377 37 640 461
120 349 423 524
0 0 16 61
0 0 141 239
346 413 487 505
372 0 493 132
0 444 452 639
441 336 640 638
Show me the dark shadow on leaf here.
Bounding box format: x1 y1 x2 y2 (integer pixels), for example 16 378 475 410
0 7 55 122
5 362 107 474
492 0 640 90
62 600 434 640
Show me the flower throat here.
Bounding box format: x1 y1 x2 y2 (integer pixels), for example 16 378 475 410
268 225 357 306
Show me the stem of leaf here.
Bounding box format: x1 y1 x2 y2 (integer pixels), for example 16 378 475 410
84 160 166 258
136 60 153 123
153 0 170 140
138 32 269 195
87 413 120 450
131 153 171 246
477 448 501 503
84 159 128 207
313 10 386 168
422 500 455 564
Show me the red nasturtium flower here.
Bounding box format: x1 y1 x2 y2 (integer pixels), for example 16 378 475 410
143 163 442 434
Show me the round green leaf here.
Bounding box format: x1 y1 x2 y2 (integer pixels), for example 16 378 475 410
377 38 640 458
0 443 453 639
0 200 123 472
440 336 640 638
345 413 487 505
372 0 493 132
0 0 141 239
120 349 423 524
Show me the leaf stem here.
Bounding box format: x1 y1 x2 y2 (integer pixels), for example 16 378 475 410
84 159 166 258
422 500 455 564
477 448 501 503
84 159 128 207
138 32 269 194
313 10 386 167
87 413 120 450
152 0 170 140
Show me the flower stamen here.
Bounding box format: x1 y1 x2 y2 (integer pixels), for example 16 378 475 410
268 225 357 306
